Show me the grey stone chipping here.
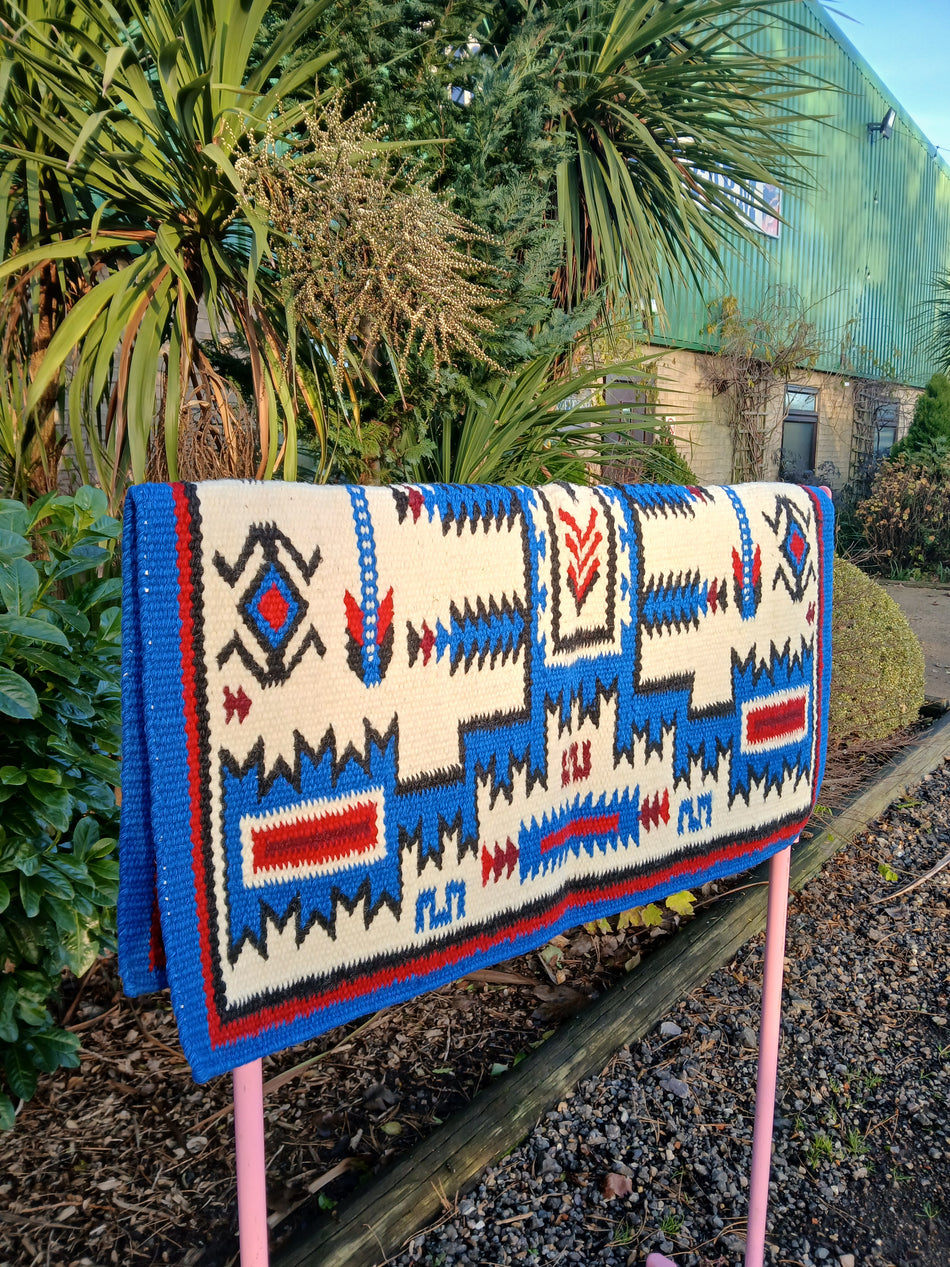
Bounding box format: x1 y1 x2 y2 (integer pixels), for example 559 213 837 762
388 761 950 1267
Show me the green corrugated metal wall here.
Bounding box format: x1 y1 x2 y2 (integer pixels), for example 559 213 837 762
655 0 950 389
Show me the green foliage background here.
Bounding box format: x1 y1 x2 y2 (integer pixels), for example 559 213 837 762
0 488 121 1127
891 373 950 459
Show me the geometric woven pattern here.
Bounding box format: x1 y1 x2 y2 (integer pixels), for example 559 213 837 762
118 481 833 1081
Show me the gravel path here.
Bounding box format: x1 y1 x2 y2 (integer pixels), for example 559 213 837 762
390 759 950 1267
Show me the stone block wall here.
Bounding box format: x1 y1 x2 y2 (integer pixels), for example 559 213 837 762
637 345 921 491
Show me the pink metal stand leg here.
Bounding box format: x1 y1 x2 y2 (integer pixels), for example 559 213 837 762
233 1059 270 1267
646 842 793 1267
745 842 793 1267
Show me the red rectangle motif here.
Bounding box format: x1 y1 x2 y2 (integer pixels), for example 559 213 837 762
745 696 807 745
252 801 379 873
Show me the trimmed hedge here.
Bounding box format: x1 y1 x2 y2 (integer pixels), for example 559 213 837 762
829 557 924 749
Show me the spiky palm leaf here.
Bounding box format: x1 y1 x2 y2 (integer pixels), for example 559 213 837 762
0 0 337 499
543 0 819 312
426 350 681 486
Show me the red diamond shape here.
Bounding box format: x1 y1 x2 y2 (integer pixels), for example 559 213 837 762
258 583 290 632
789 527 806 565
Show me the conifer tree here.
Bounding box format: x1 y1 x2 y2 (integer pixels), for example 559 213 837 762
892 373 950 457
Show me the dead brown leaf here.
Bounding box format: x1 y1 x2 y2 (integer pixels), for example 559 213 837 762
464 968 537 986
602 1172 633 1200
531 984 590 1023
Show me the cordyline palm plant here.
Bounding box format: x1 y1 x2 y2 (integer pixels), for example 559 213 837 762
0 0 99 494
0 0 337 502
427 349 674 485
525 0 818 314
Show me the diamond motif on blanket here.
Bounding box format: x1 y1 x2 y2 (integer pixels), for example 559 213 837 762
243 562 302 653
782 519 810 576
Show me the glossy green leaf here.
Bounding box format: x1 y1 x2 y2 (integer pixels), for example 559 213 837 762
27 1025 80 1073
0 615 70 648
0 502 31 536
18 873 43 920
25 767 62 786
97 606 121 642
41 598 90 636
3 1044 38 1103
73 486 108 518
0 668 39 720
14 645 81 682
13 998 48 1031
0 530 31 561
0 559 39 617
75 577 122 610
50 906 99 975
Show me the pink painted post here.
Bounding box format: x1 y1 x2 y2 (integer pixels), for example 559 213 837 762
645 842 795 1267
233 1059 270 1267
745 842 793 1267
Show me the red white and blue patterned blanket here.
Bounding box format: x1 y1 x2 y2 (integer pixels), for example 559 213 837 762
119 481 833 1081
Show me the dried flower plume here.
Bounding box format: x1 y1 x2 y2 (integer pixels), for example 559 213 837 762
237 97 501 390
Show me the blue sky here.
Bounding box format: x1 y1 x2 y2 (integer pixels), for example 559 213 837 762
826 1 950 151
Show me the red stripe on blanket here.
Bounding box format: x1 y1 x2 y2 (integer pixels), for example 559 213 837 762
746 696 807 744
251 801 380 873
540 813 620 854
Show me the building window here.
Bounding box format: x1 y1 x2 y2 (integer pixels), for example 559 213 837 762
780 386 818 480
873 401 899 457
605 379 655 444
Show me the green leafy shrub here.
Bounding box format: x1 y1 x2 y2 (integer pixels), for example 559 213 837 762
0 488 121 1128
829 558 924 749
854 450 950 576
644 430 699 486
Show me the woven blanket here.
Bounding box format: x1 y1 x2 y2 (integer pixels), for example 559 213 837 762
119 481 833 1081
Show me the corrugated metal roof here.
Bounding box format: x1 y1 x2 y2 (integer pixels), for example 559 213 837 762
654 0 950 388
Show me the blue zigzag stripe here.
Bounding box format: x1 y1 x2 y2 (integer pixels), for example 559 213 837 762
435 597 527 669
643 572 708 629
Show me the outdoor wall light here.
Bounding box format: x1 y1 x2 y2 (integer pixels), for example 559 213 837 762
868 107 897 141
